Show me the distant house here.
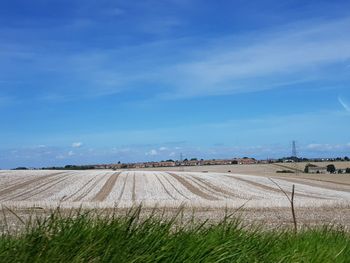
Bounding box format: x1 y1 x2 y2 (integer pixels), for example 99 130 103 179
308 166 328 174
236 158 257 165
160 161 176 167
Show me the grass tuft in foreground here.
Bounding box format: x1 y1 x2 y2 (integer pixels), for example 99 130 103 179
0 207 349 262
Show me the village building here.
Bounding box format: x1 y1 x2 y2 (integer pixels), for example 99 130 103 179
308 166 328 174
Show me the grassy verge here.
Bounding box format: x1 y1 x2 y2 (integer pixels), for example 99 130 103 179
0 207 349 262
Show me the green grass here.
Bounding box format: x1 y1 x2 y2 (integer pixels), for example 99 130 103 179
0 207 349 262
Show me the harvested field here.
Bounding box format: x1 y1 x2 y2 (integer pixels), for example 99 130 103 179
0 170 349 210
126 161 350 184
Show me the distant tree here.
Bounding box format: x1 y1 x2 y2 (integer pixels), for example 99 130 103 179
346 168 350 174
183 158 188 162
344 156 349 161
327 164 336 174
13 167 28 170
190 158 197 161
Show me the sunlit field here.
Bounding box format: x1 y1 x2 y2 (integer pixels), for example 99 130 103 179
1 170 349 209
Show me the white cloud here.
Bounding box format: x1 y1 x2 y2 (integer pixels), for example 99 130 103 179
72 142 83 148
68 150 75 156
56 154 65 159
159 146 167 151
145 149 158 156
305 143 350 152
34 145 47 149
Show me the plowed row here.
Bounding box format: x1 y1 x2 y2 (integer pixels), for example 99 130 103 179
0 170 349 209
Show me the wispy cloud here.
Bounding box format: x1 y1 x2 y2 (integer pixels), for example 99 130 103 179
304 143 350 153
158 18 350 98
338 96 350 112
159 146 168 151
2 15 350 102
145 149 158 156
72 142 83 148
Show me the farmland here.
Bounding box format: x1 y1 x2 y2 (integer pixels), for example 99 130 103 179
1 169 349 210
1 169 350 261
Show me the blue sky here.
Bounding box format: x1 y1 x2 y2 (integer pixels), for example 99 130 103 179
1 0 350 168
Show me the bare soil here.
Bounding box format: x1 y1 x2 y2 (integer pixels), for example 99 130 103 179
92 172 121 202
167 172 218 200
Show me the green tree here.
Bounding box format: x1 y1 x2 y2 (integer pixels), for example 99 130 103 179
327 164 336 173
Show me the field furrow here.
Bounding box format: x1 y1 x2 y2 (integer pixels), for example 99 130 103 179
224 175 310 200
8 173 74 201
62 175 97 201
159 172 190 200
279 177 350 192
117 172 128 201
166 172 218 201
0 172 66 200
0 170 349 209
92 172 121 202
190 174 245 199
154 173 176 200
182 174 227 199
119 172 134 202
0 171 58 189
74 173 110 202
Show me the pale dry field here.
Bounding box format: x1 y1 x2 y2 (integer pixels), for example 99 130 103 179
0 169 349 209
127 161 350 185
1 168 350 228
